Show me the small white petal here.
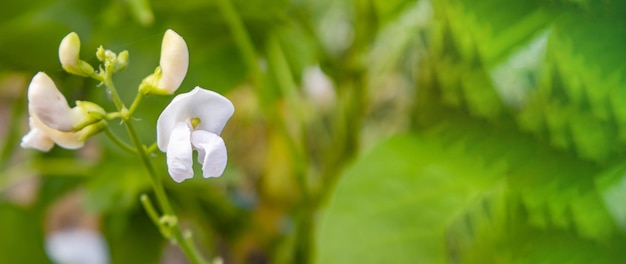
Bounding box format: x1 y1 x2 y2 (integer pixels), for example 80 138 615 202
157 29 189 94
20 118 54 151
191 130 227 178
157 87 234 152
28 72 80 131
166 122 194 183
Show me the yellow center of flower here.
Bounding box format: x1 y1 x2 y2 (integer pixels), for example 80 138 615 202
190 117 201 129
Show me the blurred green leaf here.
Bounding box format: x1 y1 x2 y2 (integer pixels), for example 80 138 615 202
0 202 51 263
103 208 164 264
316 133 503 263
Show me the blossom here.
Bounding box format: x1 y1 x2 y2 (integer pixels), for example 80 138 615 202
21 72 105 151
302 65 336 109
45 228 110 264
59 32 94 76
140 29 189 95
157 87 234 182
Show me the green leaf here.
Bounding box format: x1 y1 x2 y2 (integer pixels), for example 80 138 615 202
316 133 503 263
103 208 164 264
0 202 51 263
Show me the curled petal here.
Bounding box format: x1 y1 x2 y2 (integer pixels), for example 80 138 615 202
20 118 54 152
166 122 194 183
157 87 234 152
191 130 227 178
157 29 189 94
21 113 85 151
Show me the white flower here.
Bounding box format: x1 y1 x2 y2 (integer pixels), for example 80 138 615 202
45 228 110 264
302 65 336 109
21 72 105 151
141 29 189 95
157 87 234 182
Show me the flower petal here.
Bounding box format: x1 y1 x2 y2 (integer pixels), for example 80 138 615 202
157 29 189 94
20 118 54 152
30 113 85 150
191 130 227 178
157 87 234 152
28 72 78 131
166 122 194 183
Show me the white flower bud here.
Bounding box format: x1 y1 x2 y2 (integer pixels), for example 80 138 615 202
158 29 189 92
59 33 80 70
140 29 189 95
59 32 94 76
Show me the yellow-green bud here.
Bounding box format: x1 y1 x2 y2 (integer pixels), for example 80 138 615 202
114 50 129 72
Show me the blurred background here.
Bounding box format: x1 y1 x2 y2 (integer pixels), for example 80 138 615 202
1 0 626 263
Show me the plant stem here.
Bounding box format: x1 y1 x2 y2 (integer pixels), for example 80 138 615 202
128 92 144 115
214 0 264 95
0 89 26 169
101 72 208 264
104 127 137 154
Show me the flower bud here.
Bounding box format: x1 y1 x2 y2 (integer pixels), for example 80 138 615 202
59 32 94 76
114 50 129 72
140 29 188 95
96 46 106 62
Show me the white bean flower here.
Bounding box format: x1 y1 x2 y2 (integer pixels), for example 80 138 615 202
45 228 110 264
21 72 105 151
140 29 189 95
157 87 234 183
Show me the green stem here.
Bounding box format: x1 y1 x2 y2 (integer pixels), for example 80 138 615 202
140 194 161 226
105 112 122 120
104 127 137 154
0 90 26 169
214 0 263 93
145 142 158 155
266 35 309 201
101 71 208 264
128 92 144 116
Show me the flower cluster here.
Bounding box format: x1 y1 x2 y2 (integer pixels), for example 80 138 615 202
21 29 234 182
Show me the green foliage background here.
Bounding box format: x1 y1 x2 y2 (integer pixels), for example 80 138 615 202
0 0 625 263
